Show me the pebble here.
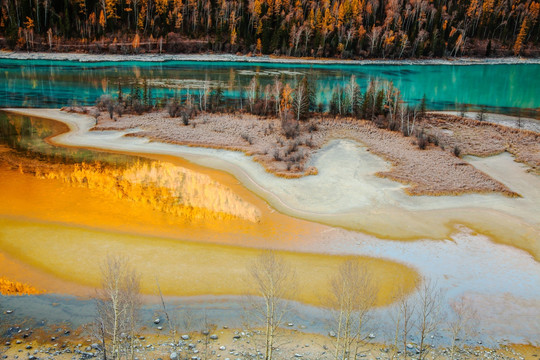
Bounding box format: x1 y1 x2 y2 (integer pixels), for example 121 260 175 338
368 333 376 339
219 346 226 351
294 354 302 358
6 310 13 314
181 335 190 340
154 318 161 324
157 327 163 331
170 352 178 360
328 331 336 338
210 335 218 340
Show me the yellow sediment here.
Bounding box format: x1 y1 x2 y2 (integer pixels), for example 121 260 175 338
0 217 417 307
0 119 418 305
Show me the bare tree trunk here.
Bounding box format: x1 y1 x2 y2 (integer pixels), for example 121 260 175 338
247 251 296 360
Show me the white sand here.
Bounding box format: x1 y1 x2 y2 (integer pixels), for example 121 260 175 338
2 51 540 65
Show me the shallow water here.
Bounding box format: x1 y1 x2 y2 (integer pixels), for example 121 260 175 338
1 109 539 344
1 59 539 116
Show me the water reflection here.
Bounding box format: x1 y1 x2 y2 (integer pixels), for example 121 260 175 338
1 59 539 116
0 112 260 222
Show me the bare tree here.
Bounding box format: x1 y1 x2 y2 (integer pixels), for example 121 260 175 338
414 278 444 360
94 255 142 360
447 296 478 360
246 77 258 113
246 251 296 360
273 77 283 117
389 285 416 360
328 259 377 360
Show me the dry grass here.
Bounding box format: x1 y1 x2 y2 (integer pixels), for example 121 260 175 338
85 108 535 197
422 113 540 174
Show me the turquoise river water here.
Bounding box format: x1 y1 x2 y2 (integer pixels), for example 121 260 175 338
1 59 539 116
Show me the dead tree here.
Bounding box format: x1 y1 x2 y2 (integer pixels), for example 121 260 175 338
414 278 444 360
94 255 142 360
447 296 478 360
247 250 296 360
328 259 377 360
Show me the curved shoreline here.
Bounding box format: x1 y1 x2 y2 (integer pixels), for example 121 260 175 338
2 108 540 343
1 51 540 65
3 108 539 261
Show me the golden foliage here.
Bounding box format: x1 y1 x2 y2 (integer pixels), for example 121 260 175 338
513 19 528 55
0 277 43 296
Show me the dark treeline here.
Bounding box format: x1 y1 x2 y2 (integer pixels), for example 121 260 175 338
0 0 539 57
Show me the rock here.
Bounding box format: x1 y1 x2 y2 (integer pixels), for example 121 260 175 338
406 344 414 350
85 347 91 352
328 331 336 338
16 340 22 344
368 333 375 339
193 350 199 354
232 335 241 340
191 357 198 360
202 330 209 336
157 327 163 331
210 335 218 340
170 352 179 360
26 345 33 350
294 354 303 358
90 344 100 350
181 335 190 341
154 318 161 324
6 310 13 314
5 342 11 346
219 346 226 351
287 323 294 327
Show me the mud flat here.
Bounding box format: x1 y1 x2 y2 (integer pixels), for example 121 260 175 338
1 109 539 343
5 108 538 260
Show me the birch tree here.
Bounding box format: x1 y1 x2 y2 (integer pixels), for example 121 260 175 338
94 255 142 360
247 251 296 360
328 260 377 360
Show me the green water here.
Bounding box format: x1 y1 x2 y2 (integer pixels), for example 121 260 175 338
1 59 539 116
0 110 139 166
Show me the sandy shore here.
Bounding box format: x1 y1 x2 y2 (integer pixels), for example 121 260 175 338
434 111 540 133
89 108 530 197
2 51 540 65
3 108 539 259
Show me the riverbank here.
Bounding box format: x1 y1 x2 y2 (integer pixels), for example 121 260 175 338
2 51 540 65
1 324 538 360
85 106 540 196
3 108 539 260
434 111 540 133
